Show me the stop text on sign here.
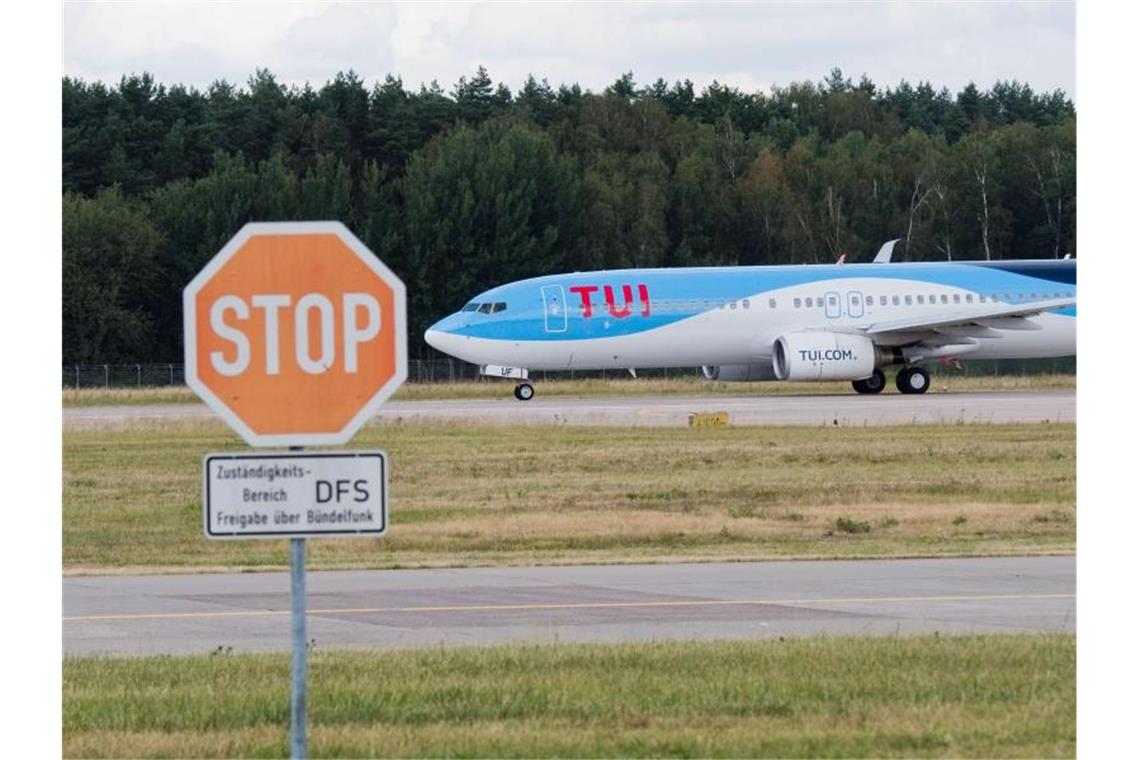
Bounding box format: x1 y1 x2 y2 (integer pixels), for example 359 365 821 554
210 292 382 376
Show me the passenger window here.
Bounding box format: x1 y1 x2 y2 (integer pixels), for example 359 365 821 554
477 303 493 314
904 295 912 305
768 298 776 309
794 297 802 308
952 294 961 304
940 294 948 304
979 295 987 303
880 296 887 306
730 301 737 310
892 295 900 306
966 294 973 303
916 295 925 305
815 297 824 308
743 299 751 309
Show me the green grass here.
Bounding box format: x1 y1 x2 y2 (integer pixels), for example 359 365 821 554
63 634 1075 758
63 421 1075 572
62 373 1076 406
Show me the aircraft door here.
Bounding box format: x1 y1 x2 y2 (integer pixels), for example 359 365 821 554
846 291 864 318
825 291 842 320
541 285 568 333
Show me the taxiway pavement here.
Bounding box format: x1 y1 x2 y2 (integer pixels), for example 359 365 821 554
64 389 1074 428
64 556 1074 656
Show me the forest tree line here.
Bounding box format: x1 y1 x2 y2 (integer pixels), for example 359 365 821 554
62 67 1076 362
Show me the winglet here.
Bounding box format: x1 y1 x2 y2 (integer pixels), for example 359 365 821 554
873 239 901 263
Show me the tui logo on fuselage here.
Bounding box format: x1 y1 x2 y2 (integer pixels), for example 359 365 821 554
568 284 651 319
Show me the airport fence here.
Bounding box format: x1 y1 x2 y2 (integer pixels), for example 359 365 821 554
62 361 709 389
63 357 1075 390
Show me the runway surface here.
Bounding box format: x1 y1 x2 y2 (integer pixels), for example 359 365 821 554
65 389 1074 428
64 556 1074 656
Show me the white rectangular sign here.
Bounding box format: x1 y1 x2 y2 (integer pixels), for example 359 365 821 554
203 451 388 539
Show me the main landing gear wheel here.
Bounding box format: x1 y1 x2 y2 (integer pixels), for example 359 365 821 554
513 382 535 401
895 366 931 394
852 369 886 395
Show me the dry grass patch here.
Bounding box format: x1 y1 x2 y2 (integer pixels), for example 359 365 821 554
64 420 1074 572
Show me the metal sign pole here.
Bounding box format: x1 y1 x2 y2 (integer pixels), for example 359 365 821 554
289 443 307 760
290 536 307 759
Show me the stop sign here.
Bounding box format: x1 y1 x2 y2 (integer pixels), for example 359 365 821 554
183 222 406 447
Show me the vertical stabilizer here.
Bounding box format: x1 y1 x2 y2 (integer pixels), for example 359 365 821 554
873 239 901 263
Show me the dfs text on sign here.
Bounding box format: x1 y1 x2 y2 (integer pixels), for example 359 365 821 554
204 452 387 539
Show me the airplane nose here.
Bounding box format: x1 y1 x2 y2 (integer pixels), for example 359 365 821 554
425 313 474 360
424 324 469 361
424 328 445 351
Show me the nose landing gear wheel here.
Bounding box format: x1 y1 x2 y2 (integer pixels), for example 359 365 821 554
514 382 535 401
895 366 930 394
852 369 886 395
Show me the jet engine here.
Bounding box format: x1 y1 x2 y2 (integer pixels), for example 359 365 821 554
701 363 778 382
772 332 878 381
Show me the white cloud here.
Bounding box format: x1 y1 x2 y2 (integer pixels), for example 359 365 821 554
272 2 398 84
63 1 1076 99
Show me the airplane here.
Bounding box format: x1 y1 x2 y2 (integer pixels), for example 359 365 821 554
424 241 1076 400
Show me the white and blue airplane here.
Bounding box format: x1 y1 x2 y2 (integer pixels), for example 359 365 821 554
424 241 1076 400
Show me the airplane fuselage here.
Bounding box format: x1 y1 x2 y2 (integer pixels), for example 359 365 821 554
425 260 1076 382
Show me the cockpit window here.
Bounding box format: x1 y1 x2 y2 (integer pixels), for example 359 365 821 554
491 302 507 313
477 303 494 314
461 302 480 312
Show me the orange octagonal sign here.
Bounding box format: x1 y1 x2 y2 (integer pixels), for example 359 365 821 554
184 222 407 447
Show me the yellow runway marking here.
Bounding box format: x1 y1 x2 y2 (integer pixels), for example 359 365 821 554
64 592 1074 623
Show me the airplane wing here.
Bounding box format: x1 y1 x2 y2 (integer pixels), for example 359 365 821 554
863 297 1075 337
